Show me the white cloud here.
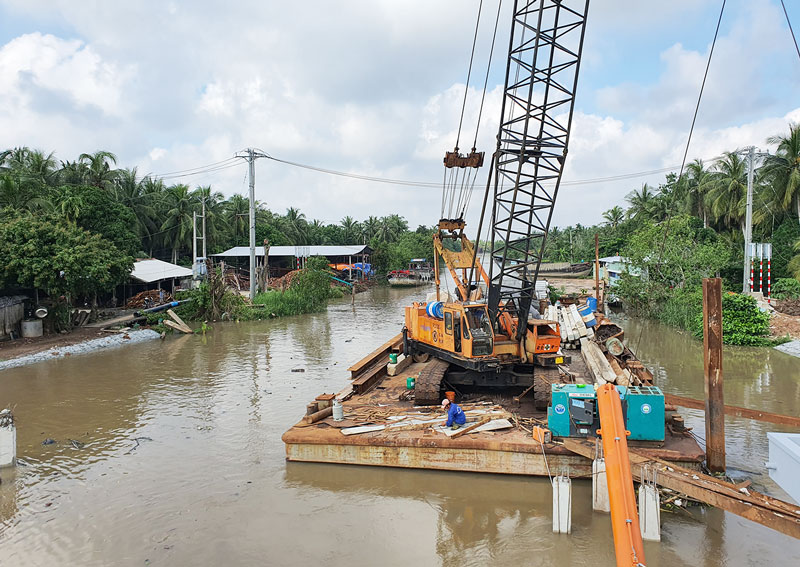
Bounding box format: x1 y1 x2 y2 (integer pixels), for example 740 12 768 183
0 0 797 230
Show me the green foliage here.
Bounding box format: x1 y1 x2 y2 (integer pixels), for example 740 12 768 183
688 293 773 346
0 212 133 297
772 277 800 299
370 229 434 274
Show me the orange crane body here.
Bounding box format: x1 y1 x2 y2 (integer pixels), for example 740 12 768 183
596 383 647 567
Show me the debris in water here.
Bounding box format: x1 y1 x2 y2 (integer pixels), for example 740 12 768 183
69 439 85 449
42 438 56 445
291 368 305 373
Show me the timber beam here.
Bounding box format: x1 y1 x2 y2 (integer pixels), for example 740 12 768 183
562 438 800 540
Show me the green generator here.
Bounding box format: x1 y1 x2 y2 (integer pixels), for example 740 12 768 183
547 384 665 441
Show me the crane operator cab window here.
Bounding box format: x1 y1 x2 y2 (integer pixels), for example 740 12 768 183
465 305 493 356
444 312 453 334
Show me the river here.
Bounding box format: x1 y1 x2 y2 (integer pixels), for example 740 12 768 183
1 285 798 566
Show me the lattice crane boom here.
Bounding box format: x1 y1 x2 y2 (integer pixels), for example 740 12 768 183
486 0 589 340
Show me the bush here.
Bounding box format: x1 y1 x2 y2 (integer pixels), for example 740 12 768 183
772 277 800 300
689 292 773 346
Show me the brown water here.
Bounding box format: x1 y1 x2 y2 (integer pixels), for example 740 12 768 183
0 287 798 566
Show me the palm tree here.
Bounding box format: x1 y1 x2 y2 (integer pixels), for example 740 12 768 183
160 184 195 263
114 168 160 243
602 206 624 229
361 215 380 242
340 216 360 243
225 194 250 245
78 150 118 190
283 207 308 244
706 151 748 238
762 123 800 223
684 159 712 227
625 184 657 219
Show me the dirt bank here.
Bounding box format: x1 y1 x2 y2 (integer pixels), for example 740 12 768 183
0 328 111 362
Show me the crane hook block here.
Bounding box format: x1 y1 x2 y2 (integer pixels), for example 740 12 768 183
444 150 484 169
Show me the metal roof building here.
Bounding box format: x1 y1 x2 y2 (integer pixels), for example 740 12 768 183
212 245 372 258
131 259 193 284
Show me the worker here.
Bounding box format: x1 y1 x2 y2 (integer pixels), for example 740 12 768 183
441 398 466 429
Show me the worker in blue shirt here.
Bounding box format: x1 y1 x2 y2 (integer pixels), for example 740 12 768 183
441 398 466 429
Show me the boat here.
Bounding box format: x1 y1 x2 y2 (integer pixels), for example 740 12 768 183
387 259 434 287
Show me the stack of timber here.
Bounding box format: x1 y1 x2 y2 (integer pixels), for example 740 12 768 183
577 318 650 387
544 303 594 349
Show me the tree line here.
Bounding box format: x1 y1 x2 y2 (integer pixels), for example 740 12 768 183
0 148 434 300
542 123 800 284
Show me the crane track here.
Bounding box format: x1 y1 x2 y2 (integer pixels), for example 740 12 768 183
414 358 449 406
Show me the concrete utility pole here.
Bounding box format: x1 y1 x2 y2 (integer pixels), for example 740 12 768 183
741 146 770 293
743 146 755 294
236 148 269 301
202 196 207 260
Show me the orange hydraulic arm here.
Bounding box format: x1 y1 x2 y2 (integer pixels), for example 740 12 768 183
596 384 646 567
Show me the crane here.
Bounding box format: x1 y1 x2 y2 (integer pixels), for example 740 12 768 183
403 0 590 406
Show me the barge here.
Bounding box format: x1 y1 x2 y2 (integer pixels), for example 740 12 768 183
282 332 705 477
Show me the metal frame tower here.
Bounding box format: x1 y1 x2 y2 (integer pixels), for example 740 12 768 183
487 0 589 340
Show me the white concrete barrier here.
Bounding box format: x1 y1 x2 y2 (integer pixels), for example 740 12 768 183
592 458 610 512
552 475 572 533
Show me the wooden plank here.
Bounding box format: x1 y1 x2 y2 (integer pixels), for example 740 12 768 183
663 393 800 428
450 416 492 438
703 277 725 473
562 438 800 540
347 333 403 375
167 309 191 332
164 320 192 334
341 424 385 436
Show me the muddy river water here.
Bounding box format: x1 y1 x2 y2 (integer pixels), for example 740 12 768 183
1 285 799 566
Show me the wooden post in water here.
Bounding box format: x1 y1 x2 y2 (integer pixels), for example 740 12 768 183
702 277 725 473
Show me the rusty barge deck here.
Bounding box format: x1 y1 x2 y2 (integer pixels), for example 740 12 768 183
281 335 705 477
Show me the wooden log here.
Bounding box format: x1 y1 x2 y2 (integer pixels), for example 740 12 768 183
580 338 617 385
164 320 192 334
303 406 333 424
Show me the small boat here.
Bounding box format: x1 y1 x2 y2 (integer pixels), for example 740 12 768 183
388 259 434 287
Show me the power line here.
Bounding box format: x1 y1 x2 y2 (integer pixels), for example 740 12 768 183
780 0 800 63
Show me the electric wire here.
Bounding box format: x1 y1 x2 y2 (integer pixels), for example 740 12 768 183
633 0 727 356
151 157 239 177
780 0 800 63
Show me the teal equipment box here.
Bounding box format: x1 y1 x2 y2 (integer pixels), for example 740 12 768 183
624 386 665 441
547 384 664 441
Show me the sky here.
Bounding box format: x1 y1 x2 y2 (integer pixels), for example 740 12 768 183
1 0 799 231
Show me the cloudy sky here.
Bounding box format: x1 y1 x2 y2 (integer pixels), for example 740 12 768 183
1 0 799 230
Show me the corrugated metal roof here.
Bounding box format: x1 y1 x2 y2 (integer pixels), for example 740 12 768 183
212 245 371 258
131 259 193 283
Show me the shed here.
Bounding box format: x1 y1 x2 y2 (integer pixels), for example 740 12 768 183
124 259 193 301
0 296 27 340
212 245 373 277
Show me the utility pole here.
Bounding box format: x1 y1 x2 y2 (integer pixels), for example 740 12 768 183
202 196 207 260
743 146 755 294
741 146 770 293
236 148 269 301
192 211 197 267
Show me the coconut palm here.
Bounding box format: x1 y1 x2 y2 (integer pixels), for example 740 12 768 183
625 184 657 219
361 215 380 242
602 206 624 229
225 194 250 245
762 123 800 223
706 152 748 238
78 150 118 190
340 215 360 243
284 207 308 244
684 159 712 227
160 184 195 263
114 168 160 243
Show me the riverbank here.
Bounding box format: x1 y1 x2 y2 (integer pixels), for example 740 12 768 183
0 329 160 371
